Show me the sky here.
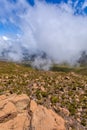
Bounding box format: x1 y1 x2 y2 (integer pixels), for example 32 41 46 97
0 0 87 69
0 0 87 35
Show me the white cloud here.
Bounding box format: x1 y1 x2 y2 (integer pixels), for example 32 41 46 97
2 36 9 41
0 0 87 68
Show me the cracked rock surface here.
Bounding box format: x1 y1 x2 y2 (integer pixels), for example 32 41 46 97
0 94 66 130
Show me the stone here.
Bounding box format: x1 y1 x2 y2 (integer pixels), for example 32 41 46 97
0 102 17 123
30 100 66 130
58 107 70 116
9 94 30 111
0 113 30 130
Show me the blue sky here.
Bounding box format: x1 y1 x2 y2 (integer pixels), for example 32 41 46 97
28 0 86 7
0 22 20 35
0 0 87 35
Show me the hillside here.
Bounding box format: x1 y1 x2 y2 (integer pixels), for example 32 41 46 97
0 61 87 130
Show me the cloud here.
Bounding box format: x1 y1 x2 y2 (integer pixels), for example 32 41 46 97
0 0 87 69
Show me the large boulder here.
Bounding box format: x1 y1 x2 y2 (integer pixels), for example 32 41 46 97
0 94 66 130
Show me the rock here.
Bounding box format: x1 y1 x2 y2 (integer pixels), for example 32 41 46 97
0 102 17 123
40 86 45 91
0 94 30 130
0 95 7 101
0 94 66 130
30 100 66 130
0 113 30 130
58 107 70 116
33 83 38 89
11 94 30 111
64 76 70 80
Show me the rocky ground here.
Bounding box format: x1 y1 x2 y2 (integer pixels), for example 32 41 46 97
0 61 87 130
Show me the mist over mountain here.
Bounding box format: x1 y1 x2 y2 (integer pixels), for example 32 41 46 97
0 0 87 69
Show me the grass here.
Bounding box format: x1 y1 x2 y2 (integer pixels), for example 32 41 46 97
51 96 59 104
50 64 75 73
51 64 87 76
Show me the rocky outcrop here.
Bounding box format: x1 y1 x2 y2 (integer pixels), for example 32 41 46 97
0 94 30 130
0 94 66 130
30 100 65 130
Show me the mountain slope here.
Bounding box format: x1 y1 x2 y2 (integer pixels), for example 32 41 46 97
0 61 86 129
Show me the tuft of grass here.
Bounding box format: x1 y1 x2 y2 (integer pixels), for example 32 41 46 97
51 96 59 104
67 103 77 116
